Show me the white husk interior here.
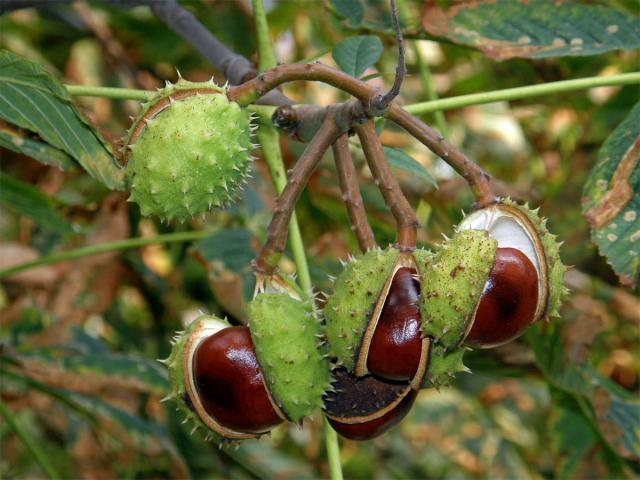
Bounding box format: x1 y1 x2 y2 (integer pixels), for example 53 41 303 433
458 208 542 295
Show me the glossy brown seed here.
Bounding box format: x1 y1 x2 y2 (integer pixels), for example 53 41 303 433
324 368 416 441
466 247 539 349
193 326 282 434
367 267 423 381
328 389 417 441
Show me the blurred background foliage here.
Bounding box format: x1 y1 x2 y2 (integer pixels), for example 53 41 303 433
0 0 639 478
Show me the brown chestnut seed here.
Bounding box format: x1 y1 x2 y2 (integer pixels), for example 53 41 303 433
324 368 418 441
465 248 539 349
366 267 423 382
328 389 417 441
193 326 283 434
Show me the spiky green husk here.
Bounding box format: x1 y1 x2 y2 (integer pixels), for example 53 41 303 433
324 248 399 370
124 79 254 221
420 230 497 349
249 293 331 422
414 248 436 280
164 315 230 442
421 343 467 389
501 199 568 318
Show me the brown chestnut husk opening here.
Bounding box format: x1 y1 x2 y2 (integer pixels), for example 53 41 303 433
465 247 539 348
325 337 430 441
355 252 431 388
456 202 557 349
193 326 283 434
171 317 286 441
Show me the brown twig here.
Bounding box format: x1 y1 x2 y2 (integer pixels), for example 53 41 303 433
228 62 375 107
368 0 406 115
273 104 328 143
232 62 495 206
386 105 496 207
354 121 418 251
332 134 377 252
253 116 344 275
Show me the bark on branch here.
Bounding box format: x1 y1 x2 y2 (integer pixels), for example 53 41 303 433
332 134 377 252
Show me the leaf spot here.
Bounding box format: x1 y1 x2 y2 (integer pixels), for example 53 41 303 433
607 233 618 242
623 211 637 222
570 38 584 46
552 38 566 48
606 24 619 34
630 230 640 243
584 136 640 228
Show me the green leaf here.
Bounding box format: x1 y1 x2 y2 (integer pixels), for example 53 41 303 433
227 442 316 480
529 319 638 466
193 228 256 302
582 102 640 289
359 72 383 81
382 146 438 189
549 389 608 478
587 369 640 460
1 368 182 469
421 0 640 60
15 346 169 397
0 173 72 234
0 50 125 189
528 321 593 396
0 368 168 442
194 228 254 274
331 0 364 28
330 0 393 31
0 126 75 171
332 35 382 78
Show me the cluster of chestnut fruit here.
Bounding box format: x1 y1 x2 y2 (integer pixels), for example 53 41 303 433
164 200 565 443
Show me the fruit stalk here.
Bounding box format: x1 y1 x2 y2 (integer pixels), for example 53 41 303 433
332 134 377 252
367 0 405 115
228 62 374 108
253 115 343 275
386 105 496 207
227 62 495 206
354 121 418 251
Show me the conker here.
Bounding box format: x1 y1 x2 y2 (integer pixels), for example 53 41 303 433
324 247 432 385
324 368 416 441
193 326 282 434
465 247 539 348
367 267 423 381
328 389 417 441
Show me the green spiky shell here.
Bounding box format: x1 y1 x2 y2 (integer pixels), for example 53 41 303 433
324 247 434 372
500 199 568 318
124 79 255 221
420 230 497 349
324 248 399 370
164 314 235 442
413 248 436 280
248 293 331 422
421 343 467 389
